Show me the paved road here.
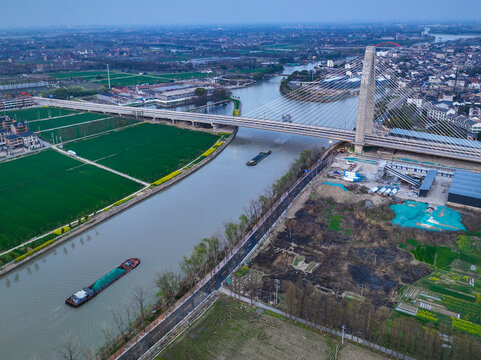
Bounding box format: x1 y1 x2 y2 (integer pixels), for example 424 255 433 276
36 97 481 164
116 155 333 360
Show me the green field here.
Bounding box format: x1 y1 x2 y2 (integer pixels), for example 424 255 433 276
0 150 142 252
40 117 139 143
47 70 215 86
28 112 110 132
3 107 77 122
155 71 214 80
48 71 112 79
92 75 171 87
66 123 220 182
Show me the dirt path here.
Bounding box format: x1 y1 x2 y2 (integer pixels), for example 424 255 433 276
52 146 150 186
339 343 387 360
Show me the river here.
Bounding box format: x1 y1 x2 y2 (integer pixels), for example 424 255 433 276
0 63 339 360
434 33 481 42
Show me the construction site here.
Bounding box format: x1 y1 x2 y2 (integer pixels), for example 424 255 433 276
227 146 481 346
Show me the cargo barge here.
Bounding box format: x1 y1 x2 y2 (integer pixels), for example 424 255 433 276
66 258 140 307
246 149 271 166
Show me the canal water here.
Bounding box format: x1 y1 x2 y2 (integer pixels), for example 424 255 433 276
0 63 338 359
434 33 481 43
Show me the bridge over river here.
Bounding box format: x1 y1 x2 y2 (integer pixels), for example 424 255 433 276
35 47 481 165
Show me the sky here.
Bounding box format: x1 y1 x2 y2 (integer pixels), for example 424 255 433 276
1 0 480 28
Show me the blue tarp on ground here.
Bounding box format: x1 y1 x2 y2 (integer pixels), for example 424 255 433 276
321 182 347 191
390 200 465 231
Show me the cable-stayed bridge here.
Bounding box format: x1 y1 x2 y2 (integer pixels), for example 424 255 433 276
34 46 481 164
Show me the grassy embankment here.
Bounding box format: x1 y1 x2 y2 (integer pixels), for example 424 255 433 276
229 97 241 116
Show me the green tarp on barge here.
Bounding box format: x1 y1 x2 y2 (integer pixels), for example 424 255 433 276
90 267 126 292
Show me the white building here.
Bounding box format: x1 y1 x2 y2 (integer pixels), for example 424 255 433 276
472 123 481 134
427 107 449 121
407 98 423 108
19 132 39 148
469 107 481 121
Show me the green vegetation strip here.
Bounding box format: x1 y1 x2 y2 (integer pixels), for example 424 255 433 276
0 149 142 252
28 112 108 132
3 107 77 122
66 123 220 183
40 117 139 143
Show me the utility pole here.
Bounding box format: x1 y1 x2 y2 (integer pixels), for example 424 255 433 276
341 324 346 344
274 279 280 305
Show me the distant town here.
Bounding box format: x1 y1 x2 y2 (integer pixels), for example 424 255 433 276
2 21 481 360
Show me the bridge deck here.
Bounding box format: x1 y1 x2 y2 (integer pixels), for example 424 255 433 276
34 98 481 164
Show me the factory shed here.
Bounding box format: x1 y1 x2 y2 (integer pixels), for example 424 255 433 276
419 170 438 197
448 170 481 209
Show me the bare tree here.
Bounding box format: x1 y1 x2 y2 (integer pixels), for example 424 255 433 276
82 346 98 360
132 285 149 324
101 324 114 349
285 218 296 239
112 305 130 344
244 198 262 223
57 338 80 360
284 281 297 319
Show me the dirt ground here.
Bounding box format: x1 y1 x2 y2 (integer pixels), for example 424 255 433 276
159 296 332 360
251 176 432 307
339 344 386 360
159 296 389 360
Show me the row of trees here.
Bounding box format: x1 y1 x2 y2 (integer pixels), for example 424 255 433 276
40 86 98 99
252 64 284 81
165 148 325 302
86 147 327 360
229 273 481 360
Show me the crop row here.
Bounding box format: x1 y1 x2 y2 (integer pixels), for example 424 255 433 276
151 170 183 186
452 317 481 336
426 282 476 302
417 309 438 322
443 295 481 323
15 239 55 262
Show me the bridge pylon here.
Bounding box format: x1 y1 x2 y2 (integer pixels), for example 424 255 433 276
354 46 376 154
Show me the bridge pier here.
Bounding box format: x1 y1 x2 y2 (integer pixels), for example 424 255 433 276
354 46 376 154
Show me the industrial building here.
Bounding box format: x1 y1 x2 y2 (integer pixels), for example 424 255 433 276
419 170 438 197
448 170 481 209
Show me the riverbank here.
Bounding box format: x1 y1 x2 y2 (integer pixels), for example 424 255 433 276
0 63 333 360
0 126 238 277
109 143 340 360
